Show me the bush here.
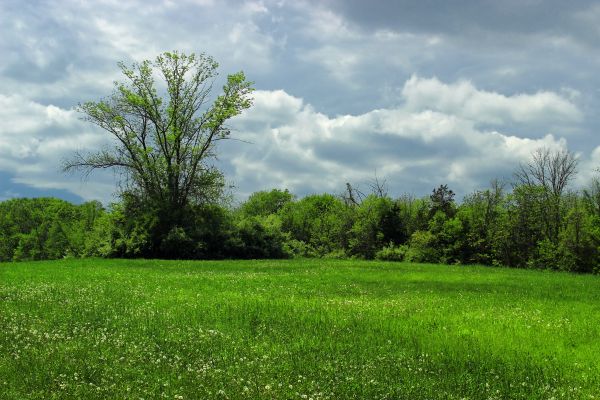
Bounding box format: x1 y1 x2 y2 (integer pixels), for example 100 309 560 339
279 194 351 257
348 195 395 259
405 230 440 263
83 213 115 258
233 217 287 259
527 239 560 270
282 239 316 258
238 189 294 217
375 243 408 261
160 226 197 259
109 201 156 258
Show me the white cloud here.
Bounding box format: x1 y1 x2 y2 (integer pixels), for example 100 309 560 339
227 21 279 70
225 80 577 199
242 1 269 15
0 71 587 202
300 30 430 87
401 76 582 127
576 145 600 188
237 89 304 124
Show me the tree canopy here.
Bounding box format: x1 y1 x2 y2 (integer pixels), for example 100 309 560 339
65 51 254 209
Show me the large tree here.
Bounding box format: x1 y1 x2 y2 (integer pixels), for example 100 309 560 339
64 52 253 256
65 51 253 210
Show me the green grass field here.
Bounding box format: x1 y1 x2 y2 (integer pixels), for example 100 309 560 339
1 259 599 399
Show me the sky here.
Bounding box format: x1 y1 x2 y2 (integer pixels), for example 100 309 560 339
1 0 600 205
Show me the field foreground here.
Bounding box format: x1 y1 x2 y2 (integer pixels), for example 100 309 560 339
1 259 599 399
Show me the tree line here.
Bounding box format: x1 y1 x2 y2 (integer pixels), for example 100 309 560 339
1 153 599 274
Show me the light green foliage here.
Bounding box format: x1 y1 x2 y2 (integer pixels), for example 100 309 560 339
405 230 440 263
281 238 317 258
82 212 115 258
1 259 599 399
238 189 294 218
427 211 465 264
70 51 253 209
556 204 598 272
3 174 600 270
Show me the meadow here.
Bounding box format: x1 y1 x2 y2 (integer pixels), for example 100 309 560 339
1 259 599 399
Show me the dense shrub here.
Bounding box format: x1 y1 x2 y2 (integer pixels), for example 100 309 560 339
348 196 397 259
238 189 294 218
282 239 316 258
405 230 440 263
232 216 288 259
279 194 351 256
375 243 408 261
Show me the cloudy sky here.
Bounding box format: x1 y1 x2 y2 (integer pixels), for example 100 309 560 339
2 0 600 204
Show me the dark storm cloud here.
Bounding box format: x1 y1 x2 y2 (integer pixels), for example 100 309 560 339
1 2 75 83
313 133 471 165
326 0 597 43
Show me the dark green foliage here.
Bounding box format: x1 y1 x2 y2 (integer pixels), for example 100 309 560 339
429 184 456 218
108 196 158 258
0 195 291 261
45 220 69 259
109 199 289 260
191 204 239 259
2 174 600 272
232 216 288 259
279 193 351 256
457 184 504 264
348 195 399 258
0 198 106 261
